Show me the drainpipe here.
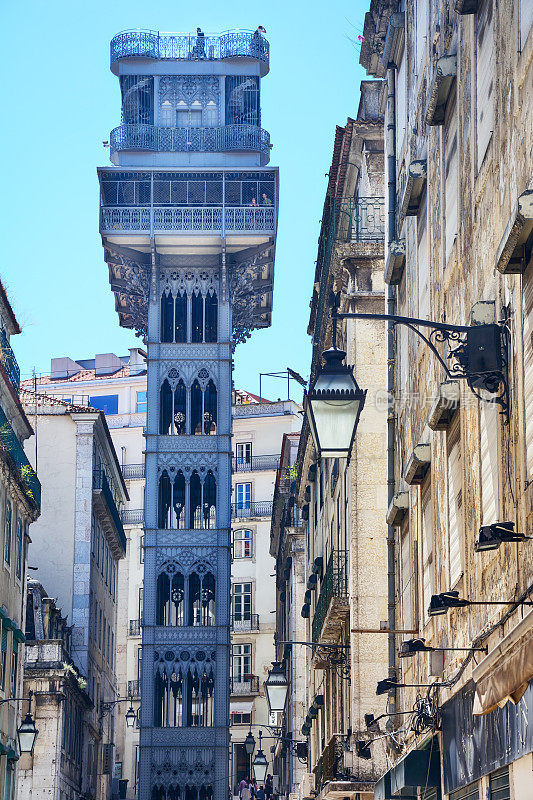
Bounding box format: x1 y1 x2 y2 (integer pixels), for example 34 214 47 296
385 65 397 715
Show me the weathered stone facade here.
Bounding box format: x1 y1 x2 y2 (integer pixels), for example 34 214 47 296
358 1 533 797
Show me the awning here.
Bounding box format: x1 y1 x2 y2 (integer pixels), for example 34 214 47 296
374 741 440 800
473 610 533 714
6 749 18 761
230 701 253 714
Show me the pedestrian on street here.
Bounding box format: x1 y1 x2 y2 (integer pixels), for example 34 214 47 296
256 786 265 800
239 777 248 799
265 775 273 800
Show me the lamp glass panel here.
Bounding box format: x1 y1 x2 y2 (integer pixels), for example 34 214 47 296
309 397 361 457
17 722 37 753
265 680 288 713
253 754 268 783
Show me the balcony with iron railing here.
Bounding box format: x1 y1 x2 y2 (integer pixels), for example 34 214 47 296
110 124 271 159
92 471 127 551
231 500 273 519
232 454 280 473
337 197 385 243
110 29 269 72
129 619 142 636
231 613 260 632
100 205 276 235
0 406 41 512
231 676 260 695
311 551 349 644
121 508 144 526
312 734 346 794
122 463 145 480
0 329 20 395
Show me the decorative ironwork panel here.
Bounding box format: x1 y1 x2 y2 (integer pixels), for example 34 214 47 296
109 124 270 157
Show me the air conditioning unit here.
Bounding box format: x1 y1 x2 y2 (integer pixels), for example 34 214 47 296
343 749 354 772
299 773 315 800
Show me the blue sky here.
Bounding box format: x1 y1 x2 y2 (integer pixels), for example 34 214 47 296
1 0 367 400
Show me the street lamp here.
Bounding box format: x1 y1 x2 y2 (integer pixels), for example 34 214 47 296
125 702 137 729
376 678 442 695
304 346 367 460
17 692 38 754
475 522 533 552
264 662 288 714
398 638 487 658
244 730 256 756
252 731 268 784
428 590 533 617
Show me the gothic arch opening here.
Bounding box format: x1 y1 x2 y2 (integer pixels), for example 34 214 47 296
158 470 186 529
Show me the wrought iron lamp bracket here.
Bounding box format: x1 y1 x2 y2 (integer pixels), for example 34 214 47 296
280 640 351 681
333 309 510 421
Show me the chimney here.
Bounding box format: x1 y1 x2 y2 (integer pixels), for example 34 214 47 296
129 348 147 375
51 357 82 380
94 353 124 376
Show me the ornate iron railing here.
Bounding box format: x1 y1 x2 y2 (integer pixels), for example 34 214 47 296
128 679 141 699
100 205 275 234
232 454 280 473
0 406 41 511
110 124 270 157
231 613 260 632
337 197 385 242
231 500 273 519
311 551 348 643
93 471 127 551
313 734 344 791
129 619 142 636
110 29 269 68
122 463 145 480
121 509 144 525
231 676 260 695
0 329 20 394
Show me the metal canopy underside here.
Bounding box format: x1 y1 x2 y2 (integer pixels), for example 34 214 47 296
103 239 274 345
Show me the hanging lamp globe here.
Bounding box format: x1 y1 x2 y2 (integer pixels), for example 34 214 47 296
252 748 268 784
264 662 289 714
125 703 137 728
305 347 367 460
244 730 256 756
17 711 38 754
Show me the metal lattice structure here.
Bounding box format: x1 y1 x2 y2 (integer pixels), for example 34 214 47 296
99 28 277 800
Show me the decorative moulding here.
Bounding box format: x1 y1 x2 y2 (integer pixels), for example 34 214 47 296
495 190 533 274
425 54 457 126
384 238 406 285
404 443 431 485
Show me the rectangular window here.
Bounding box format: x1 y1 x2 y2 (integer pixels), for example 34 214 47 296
138 586 144 621
444 91 458 260
450 780 479 800
4 501 11 565
98 609 102 650
476 0 495 168
139 535 145 563
15 517 23 579
236 442 252 467
232 583 252 621
421 480 433 619
519 0 533 52
396 56 407 156
480 402 499 525
399 521 413 629
11 641 18 697
523 262 533 476
416 0 428 74
489 766 510 800
235 483 251 511
0 624 7 691
233 529 253 559
89 395 119 415
136 391 147 413
232 643 252 681
137 645 143 682
447 420 463 586
417 196 429 318
231 712 252 725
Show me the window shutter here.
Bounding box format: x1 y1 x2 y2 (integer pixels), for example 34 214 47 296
418 198 429 318
396 56 407 155
400 523 413 628
476 0 495 167
448 423 463 586
480 402 499 524
445 95 458 259
523 262 533 476
1 627 7 653
421 483 433 617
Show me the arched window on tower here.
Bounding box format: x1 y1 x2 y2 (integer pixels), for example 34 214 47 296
205 291 217 342
156 570 185 625
175 292 187 343
158 470 186 529
161 292 174 343
190 471 202 529
191 380 217 436
160 379 187 435
188 669 215 727
154 668 183 727
191 291 203 343
203 471 216 529
189 569 216 626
